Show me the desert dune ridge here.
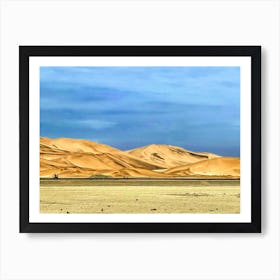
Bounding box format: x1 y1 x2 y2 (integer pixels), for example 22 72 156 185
40 137 240 179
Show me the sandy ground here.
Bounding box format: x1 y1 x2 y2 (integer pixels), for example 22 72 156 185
40 179 240 214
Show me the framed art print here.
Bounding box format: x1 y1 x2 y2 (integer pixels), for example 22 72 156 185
19 46 261 233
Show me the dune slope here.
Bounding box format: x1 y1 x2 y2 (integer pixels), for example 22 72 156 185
166 157 240 178
125 144 219 168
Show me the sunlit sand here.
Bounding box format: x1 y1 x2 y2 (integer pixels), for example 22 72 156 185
40 179 240 214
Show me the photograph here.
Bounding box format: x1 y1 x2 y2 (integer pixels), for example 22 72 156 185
40 65 240 214
19 46 261 232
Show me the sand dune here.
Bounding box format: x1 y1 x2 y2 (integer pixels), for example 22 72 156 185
125 144 219 168
40 137 166 178
40 137 239 178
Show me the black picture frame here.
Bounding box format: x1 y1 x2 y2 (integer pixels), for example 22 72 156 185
20 46 261 233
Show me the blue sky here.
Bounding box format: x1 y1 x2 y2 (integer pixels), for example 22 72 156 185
40 66 240 156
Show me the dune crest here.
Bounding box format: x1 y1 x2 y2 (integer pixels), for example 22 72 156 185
40 137 240 178
41 137 120 154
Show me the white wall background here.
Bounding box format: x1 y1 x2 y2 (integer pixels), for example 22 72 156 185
0 0 279 279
